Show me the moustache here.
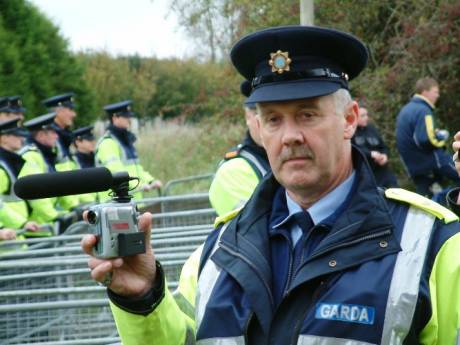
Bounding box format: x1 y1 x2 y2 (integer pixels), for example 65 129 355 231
279 146 314 163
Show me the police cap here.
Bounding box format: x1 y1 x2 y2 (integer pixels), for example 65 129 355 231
230 25 368 103
104 100 135 118
42 92 75 109
0 97 9 112
0 117 28 136
0 96 26 113
23 113 57 132
240 80 256 110
73 125 95 141
7 96 26 113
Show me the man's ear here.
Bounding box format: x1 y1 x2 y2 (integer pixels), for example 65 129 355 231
344 101 358 139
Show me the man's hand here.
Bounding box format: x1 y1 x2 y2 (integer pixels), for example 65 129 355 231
24 221 40 232
371 151 388 166
0 228 17 240
142 180 162 192
81 212 156 297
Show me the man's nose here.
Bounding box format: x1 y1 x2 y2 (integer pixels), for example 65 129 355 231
282 119 304 145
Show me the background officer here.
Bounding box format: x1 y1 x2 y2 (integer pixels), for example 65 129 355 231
42 92 77 168
19 113 77 234
352 102 398 188
72 125 96 169
82 25 460 345
209 80 270 216
72 125 97 204
396 77 460 197
0 118 40 234
0 96 26 123
95 100 161 200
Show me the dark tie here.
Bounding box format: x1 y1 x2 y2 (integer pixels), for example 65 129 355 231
293 210 314 235
291 210 316 276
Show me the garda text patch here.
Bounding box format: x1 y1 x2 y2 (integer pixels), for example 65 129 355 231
315 303 375 325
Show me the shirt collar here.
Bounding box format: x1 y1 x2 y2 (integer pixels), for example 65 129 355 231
273 170 356 229
414 94 435 109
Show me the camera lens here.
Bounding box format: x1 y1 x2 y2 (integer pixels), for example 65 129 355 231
87 211 98 225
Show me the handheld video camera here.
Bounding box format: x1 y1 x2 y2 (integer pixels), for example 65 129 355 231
14 167 146 259
88 171 145 259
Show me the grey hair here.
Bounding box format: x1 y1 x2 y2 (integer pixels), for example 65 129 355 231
331 89 352 116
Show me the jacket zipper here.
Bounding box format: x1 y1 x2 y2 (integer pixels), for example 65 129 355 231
219 241 275 308
243 312 254 344
291 278 330 343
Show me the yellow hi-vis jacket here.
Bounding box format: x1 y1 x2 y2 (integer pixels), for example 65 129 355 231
108 188 460 345
95 130 154 201
18 145 77 232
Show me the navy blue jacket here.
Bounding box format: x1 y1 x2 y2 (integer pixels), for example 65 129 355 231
198 149 459 344
396 96 451 177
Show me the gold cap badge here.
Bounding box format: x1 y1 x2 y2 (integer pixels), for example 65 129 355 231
269 50 292 74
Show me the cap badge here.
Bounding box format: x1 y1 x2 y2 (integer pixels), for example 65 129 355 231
269 50 292 74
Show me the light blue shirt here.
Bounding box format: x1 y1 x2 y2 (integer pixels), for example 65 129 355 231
273 171 356 246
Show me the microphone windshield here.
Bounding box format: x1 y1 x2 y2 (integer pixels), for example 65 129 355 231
14 167 113 200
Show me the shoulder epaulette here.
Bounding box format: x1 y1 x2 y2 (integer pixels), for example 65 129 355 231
224 150 239 160
385 188 459 224
214 207 242 228
223 144 243 160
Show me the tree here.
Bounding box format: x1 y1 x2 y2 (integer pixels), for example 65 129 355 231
169 0 299 62
0 0 96 125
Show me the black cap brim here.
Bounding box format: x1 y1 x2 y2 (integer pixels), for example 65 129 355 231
247 79 343 103
1 128 28 137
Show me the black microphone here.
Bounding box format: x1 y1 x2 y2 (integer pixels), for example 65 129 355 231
14 167 113 200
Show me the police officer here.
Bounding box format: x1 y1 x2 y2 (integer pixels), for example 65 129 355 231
95 100 161 200
73 125 96 169
0 118 40 235
209 81 270 216
19 113 77 234
72 125 97 204
352 103 398 188
396 77 460 197
0 96 26 123
82 26 460 344
42 93 77 168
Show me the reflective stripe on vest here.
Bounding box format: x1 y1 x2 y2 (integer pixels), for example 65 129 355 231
196 337 245 345
239 149 268 178
380 206 435 344
0 160 21 202
97 131 140 166
196 222 230 332
297 335 375 345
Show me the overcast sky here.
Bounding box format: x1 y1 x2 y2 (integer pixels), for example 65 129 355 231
29 0 191 59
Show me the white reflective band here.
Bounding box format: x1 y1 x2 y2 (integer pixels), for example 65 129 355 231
380 207 435 345
1 195 22 202
0 161 20 201
197 336 245 345
239 150 268 177
297 335 375 345
195 223 229 331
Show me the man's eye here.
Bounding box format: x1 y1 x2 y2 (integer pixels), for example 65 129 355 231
300 112 314 119
267 116 280 124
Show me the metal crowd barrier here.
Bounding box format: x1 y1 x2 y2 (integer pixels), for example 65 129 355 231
0 192 216 345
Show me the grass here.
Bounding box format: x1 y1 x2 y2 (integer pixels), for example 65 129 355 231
137 119 246 195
